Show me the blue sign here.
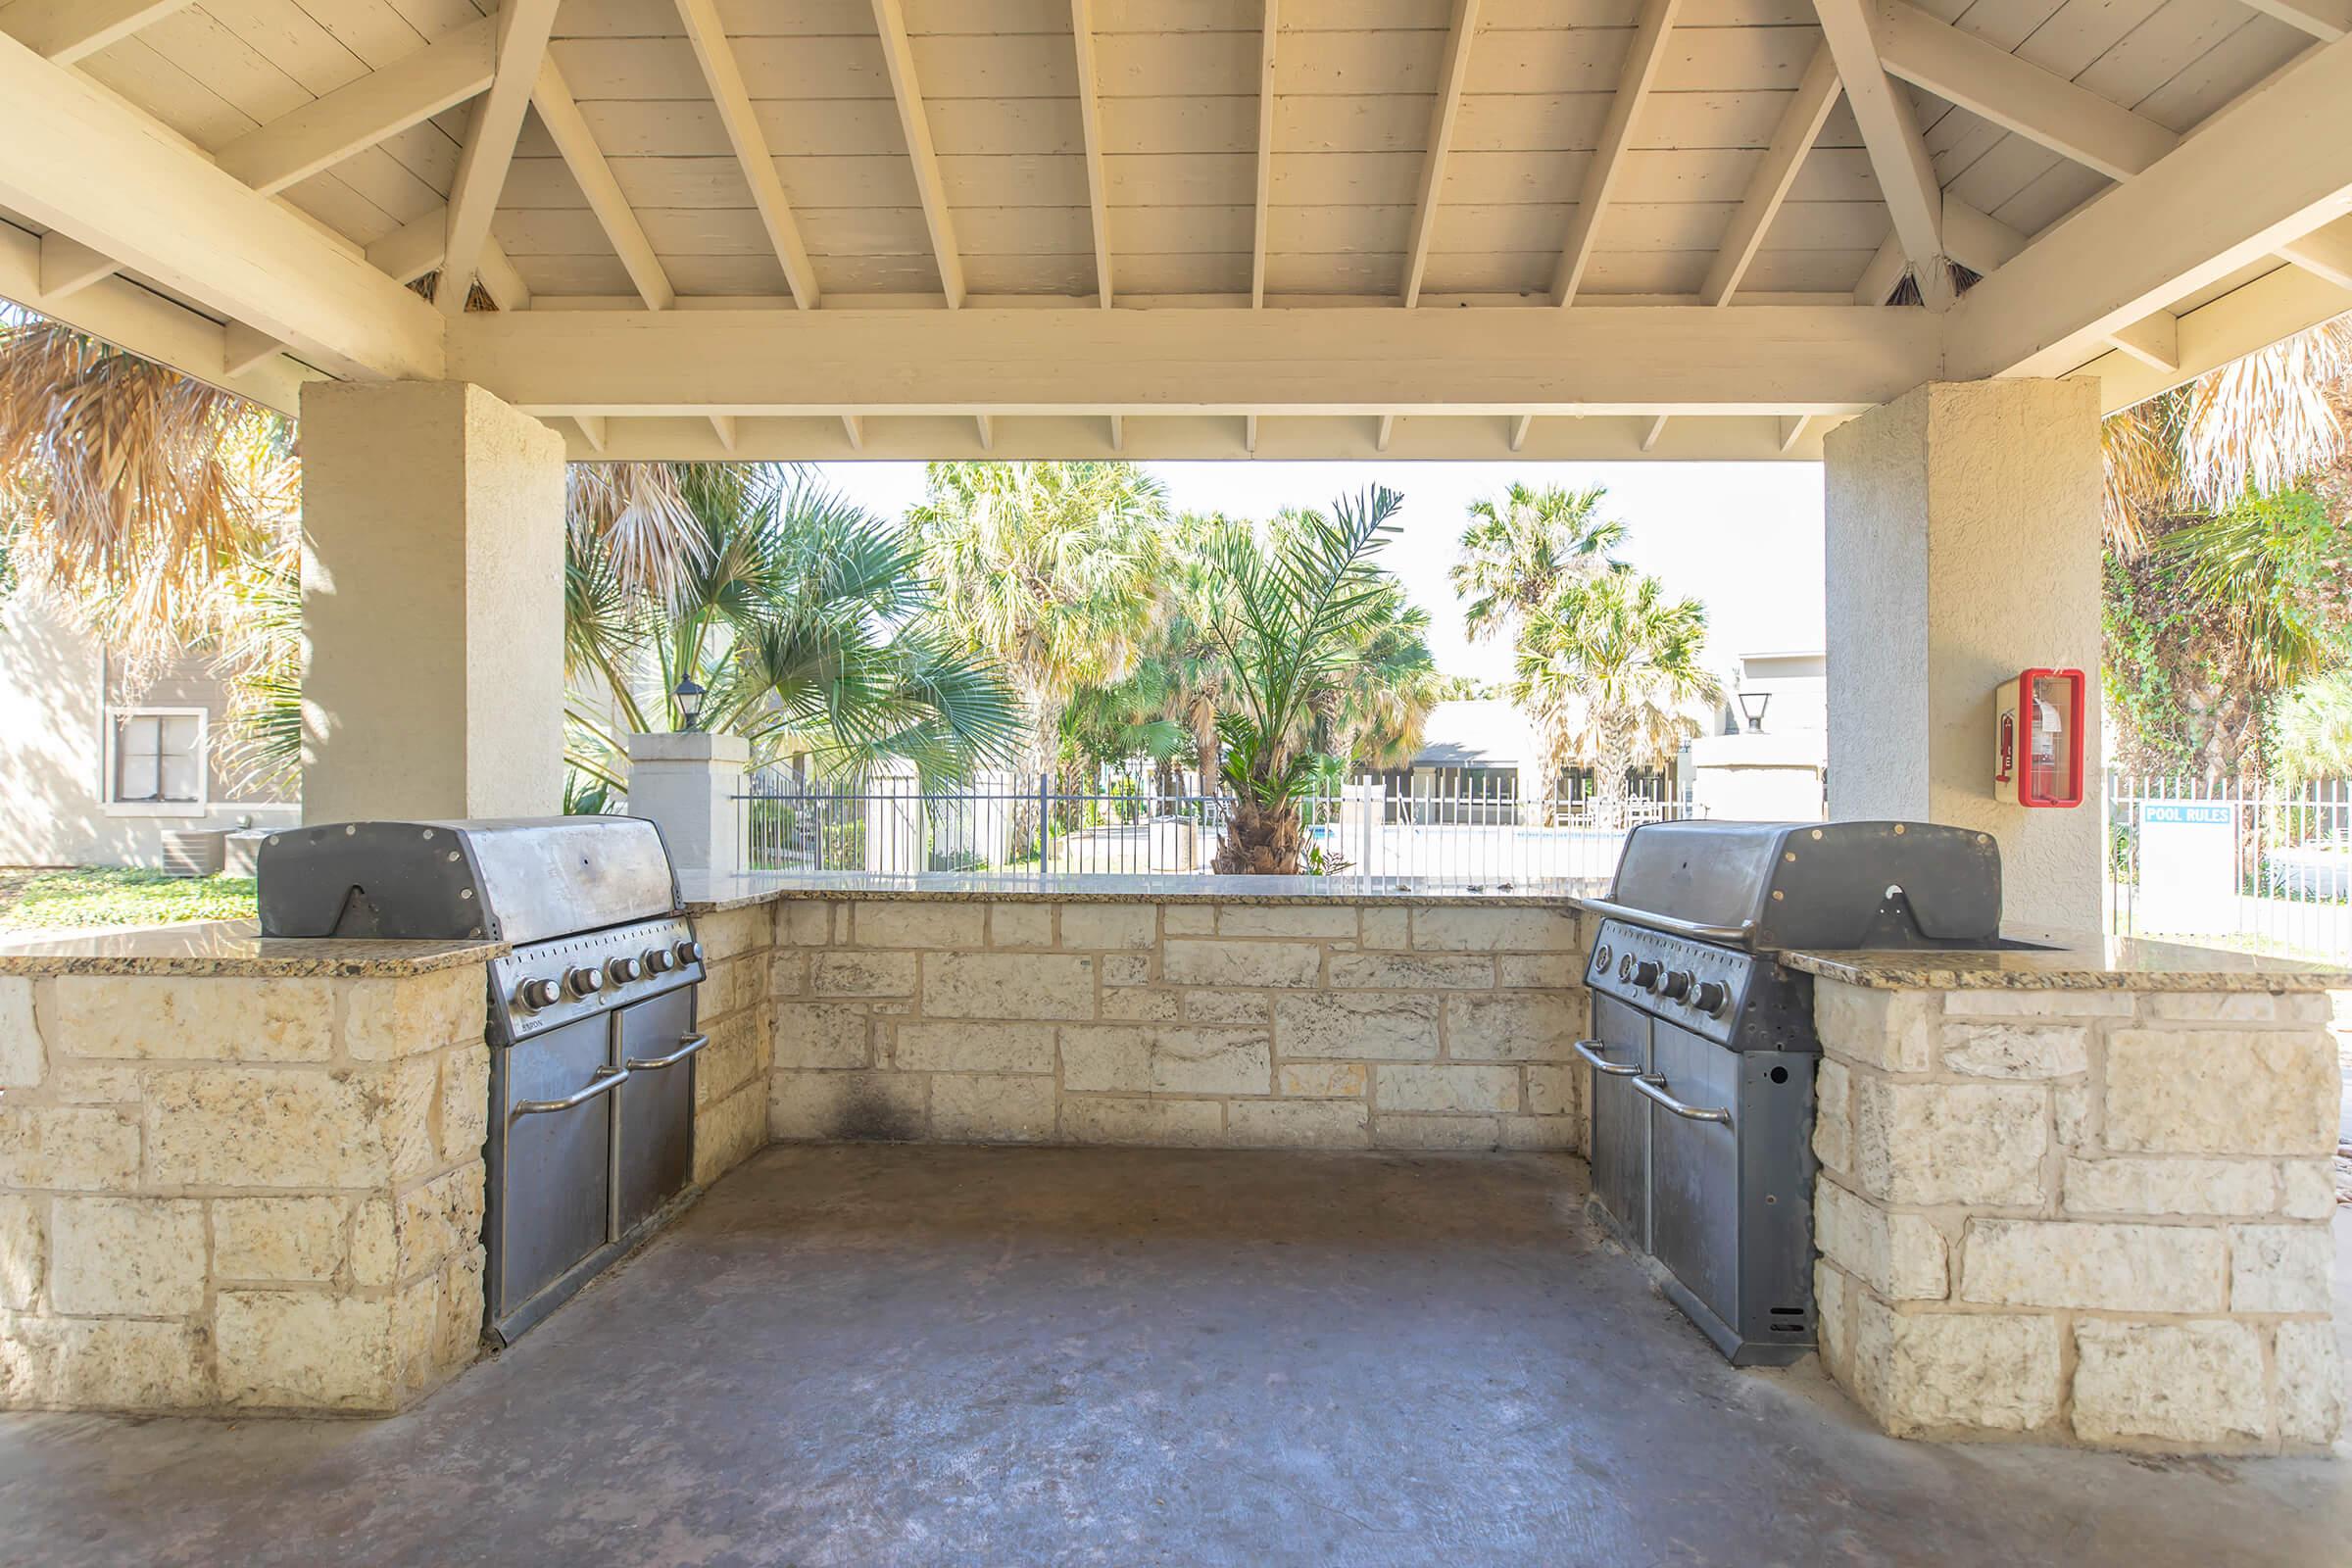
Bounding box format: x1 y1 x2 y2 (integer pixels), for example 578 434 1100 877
2142 803 2232 826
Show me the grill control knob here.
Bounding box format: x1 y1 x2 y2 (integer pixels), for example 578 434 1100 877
564 966 605 999
607 956 643 985
1692 980 1730 1016
1630 958 1662 991
644 948 678 974
1660 969 1693 1001
673 939 704 968
515 977 562 1011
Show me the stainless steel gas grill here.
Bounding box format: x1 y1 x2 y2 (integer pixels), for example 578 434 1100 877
1575 819 2004 1365
256 816 708 1345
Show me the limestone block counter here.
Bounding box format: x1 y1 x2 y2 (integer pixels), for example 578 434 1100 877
678 875 1603 1154
1786 930 2348 1454
0 922 502 1414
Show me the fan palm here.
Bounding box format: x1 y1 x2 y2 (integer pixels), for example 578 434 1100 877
1451 482 1628 643
564 464 1022 790
1512 570 1722 830
906 461 1168 841
1203 486 1408 874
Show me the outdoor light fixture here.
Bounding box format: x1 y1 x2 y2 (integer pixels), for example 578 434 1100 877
673 677 706 733
1738 690 1771 733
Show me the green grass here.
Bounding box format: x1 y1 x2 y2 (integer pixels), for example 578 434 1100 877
0 867 259 932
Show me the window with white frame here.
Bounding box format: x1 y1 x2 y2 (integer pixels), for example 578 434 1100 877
106 709 207 814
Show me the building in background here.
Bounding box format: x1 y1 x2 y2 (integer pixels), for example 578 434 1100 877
0 593 293 870
1689 650 1828 821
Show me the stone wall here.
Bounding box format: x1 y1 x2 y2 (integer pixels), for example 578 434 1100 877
692 904 774 1186
759 900 1592 1152
0 964 490 1414
1810 981 2344 1452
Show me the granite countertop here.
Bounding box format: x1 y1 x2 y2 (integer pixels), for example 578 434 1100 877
677 870 1606 912
0 920 508 978
1777 928 2352 992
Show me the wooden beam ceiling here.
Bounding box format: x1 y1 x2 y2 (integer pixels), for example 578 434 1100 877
532 57 674 313
1811 0 1950 312
436 0 560 317
1401 0 1480 309
674 0 819 309
1250 0 1279 309
1554 0 1684 307
871 0 965 309
1070 0 1114 308
215 17 496 196
1703 43 1840 307
0 0 190 64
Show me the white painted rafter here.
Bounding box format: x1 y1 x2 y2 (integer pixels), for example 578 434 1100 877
2105 314 2180 372
871 0 965 308
1854 194 2025 302
1875 0 2179 181
1251 0 1280 308
1070 0 1114 307
1108 413 1124 450
435 0 560 317
708 414 738 451
0 28 441 379
674 0 819 309
1777 414 1811 452
365 206 530 311
2276 213 2352 288
1812 0 1949 311
974 413 994 449
532 57 674 313
1509 413 1534 451
2235 0 2348 42
574 415 609 452
1704 43 1840 306
36 231 115 300
1640 415 1670 451
1948 40 2352 380
1402 0 1481 308
220 321 283 376
840 414 864 450
1376 414 1396 450
215 17 496 195
0 0 190 64
1554 0 1683 306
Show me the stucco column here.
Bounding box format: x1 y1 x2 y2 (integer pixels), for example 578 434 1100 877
1823 379 2103 931
626 731 750 877
299 381 566 823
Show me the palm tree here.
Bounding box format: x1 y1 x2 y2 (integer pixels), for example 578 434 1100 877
1204 486 1407 874
564 464 1022 791
1450 481 1628 643
906 461 1168 839
1512 570 1722 830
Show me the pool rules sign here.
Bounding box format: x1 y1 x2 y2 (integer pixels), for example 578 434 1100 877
2135 801 2236 935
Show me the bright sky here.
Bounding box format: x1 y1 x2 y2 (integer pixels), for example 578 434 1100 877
808 461 1827 688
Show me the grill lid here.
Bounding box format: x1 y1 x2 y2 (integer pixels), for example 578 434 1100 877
1595 819 2001 951
256 816 680 945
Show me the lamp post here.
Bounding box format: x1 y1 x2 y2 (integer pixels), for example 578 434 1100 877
1738 690 1771 733
672 676 706 733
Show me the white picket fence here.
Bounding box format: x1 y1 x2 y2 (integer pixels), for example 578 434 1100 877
2104 774 2352 963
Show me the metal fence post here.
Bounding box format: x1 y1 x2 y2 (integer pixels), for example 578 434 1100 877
1038 772 1051 875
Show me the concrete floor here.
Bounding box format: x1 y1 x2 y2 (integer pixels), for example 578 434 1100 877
2 1147 2345 1568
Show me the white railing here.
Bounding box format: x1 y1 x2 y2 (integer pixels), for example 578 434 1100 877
737 770 1693 883
2104 773 2351 963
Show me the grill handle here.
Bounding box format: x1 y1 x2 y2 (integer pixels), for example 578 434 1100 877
1632 1073 1734 1128
1578 897 1756 946
1570 1038 1644 1078
512 1065 630 1118
625 1032 710 1072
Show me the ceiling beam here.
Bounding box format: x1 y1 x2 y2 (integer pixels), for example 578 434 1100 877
840 414 864 449
871 0 964 308
1509 412 1534 451
2235 0 2348 42
2079 258 2352 412
1703 43 1840 306
435 0 560 316
214 16 495 195
708 413 738 451
674 0 818 309
1948 39 2352 381
1777 414 1810 452
1640 415 1670 450
448 305 1942 416
574 415 608 452
532 57 674 312
0 28 441 379
1376 413 1396 450
1875 0 2179 181
1108 412 1124 451
1853 193 2021 303
364 205 529 310
1812 0 1949 311
220 321 284 376
36 231 115 299
0 0 190 64
2104 313 2180 372
1244 413 1258 452
1402 0 1481 308
2275 212 2352 288
974 413 993 449
1070 0 1114 307
1554 0 1683 306
1251 0 1279 308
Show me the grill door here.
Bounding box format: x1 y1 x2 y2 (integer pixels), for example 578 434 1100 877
1645 1021 1742 1333
491 1012 619 1325
616 988 700 1235
1584 994 1650 1248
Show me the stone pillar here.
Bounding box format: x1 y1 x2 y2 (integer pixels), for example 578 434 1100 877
625 731 750 878
1823 380 2103 930
299 381 567 824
